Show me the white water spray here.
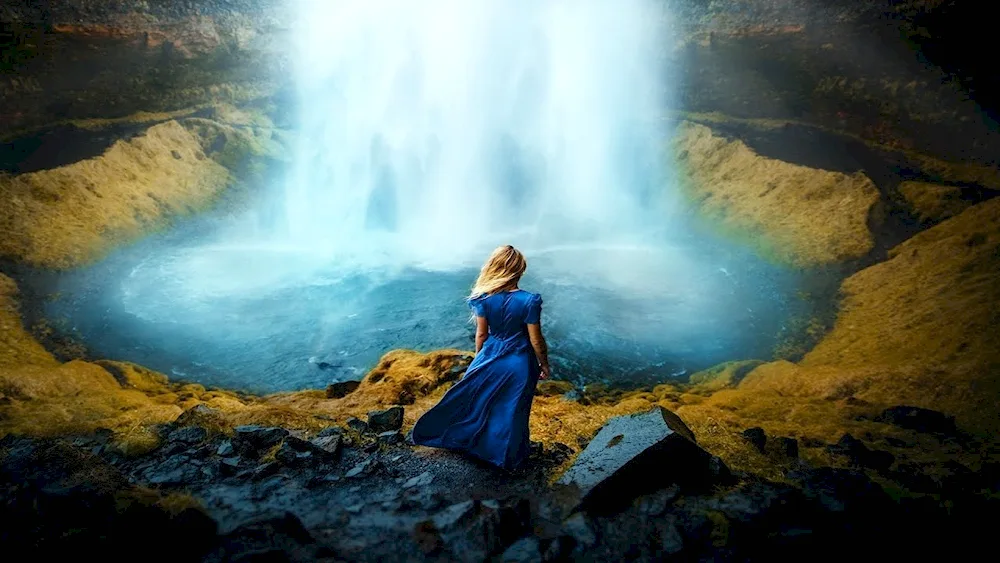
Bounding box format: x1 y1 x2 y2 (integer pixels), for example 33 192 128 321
281 0 673 270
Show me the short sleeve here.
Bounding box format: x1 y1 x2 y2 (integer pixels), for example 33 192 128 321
524 293 543 324
469 297 486 318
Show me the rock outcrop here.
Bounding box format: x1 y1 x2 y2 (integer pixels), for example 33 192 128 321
673 120 881 267
0 0 292 139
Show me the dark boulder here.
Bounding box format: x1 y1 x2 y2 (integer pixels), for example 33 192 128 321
555 407 721 513
741 427 767 453
776 437 799 459
204 511 332 563
826 434 894 472
325 380 361 399
346 417 369 434
367 406 404 432
166 425 208 444
231 425 289 458
875 405 959 436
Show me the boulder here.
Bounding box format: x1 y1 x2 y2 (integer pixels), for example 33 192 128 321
367 406 404 432
325 380 361 399
741 427 767 453
231 426 289 458
555 407 719 513
874 405 959 436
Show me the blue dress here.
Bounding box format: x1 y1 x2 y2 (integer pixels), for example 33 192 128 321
411 290 543 470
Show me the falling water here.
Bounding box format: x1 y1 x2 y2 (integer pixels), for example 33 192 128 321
41 0 811 392
280 0 673 269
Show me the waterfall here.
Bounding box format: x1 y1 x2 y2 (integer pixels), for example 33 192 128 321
281 0 672 270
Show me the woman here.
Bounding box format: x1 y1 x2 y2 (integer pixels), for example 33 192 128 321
411 244 551 471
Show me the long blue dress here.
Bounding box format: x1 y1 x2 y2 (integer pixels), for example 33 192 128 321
411 290 543 470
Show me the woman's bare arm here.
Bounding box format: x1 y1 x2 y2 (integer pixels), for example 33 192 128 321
475 316 489 355
527 322 550 379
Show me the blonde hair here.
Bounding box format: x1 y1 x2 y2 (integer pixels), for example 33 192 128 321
469 244 527 300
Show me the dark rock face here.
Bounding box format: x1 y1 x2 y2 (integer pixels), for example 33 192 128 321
0 0 292 139
232 425 289 458
875 405 959 435
368 406 404 433
741 427 767 453
556 407 720 513
326 380 361 399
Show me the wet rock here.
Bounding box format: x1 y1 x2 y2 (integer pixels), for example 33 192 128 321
232 425 289 458
325 380 360 399
776 437 799 459
167 425 207 444
787 467 894 514
316 426 343 438
251 461 280 481
413 520 444 555
309 434 342 459
345 457 378 478
367 406 404 432
378 430 403 445
0 436 218 560
501 536 542 562
433 500 478 530
562 512 597 548
219 457 240 477
826 434 894 472
435 498 533 562
346 417 369 434
636 484 680 516
204 511 328 563
274 441 313 467
403 471 434 489
875 405 959 436
741 427 767 453
363 442 380 453
660 516 685 555
556 406 717 513
216 440 234 456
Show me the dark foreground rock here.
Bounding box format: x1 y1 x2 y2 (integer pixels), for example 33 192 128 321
556 406 728 513
1 408 995 562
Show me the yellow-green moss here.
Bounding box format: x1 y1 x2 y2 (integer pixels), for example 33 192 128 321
0 120 232 269
672 121 880 267
898 180 974 223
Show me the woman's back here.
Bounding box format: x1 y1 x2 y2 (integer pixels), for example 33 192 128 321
471 290 543 340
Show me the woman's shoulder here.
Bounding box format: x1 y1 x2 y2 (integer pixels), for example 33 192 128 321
515 289 542 304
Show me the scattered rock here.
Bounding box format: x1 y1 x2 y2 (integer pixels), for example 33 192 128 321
325 380 361 399
232 426 289 458
741 427 767 453
826 434 894 472
310 434 342 459
556 406 718 513
413 520 444 555
875 405 959 436
367 406 404 433
500 536 542 563
346 417 369 434
776 437 799 459
660 516 685 555
404 471 435 489
205 511 327 563
251 461 280 481
216 441 234 456
561 512 597 548
345 457 378 478
167 425 207 444
378 430 403 445
219 457 240 477
636 484 680 516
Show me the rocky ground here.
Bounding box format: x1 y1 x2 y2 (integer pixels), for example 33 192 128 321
2 400 995 562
